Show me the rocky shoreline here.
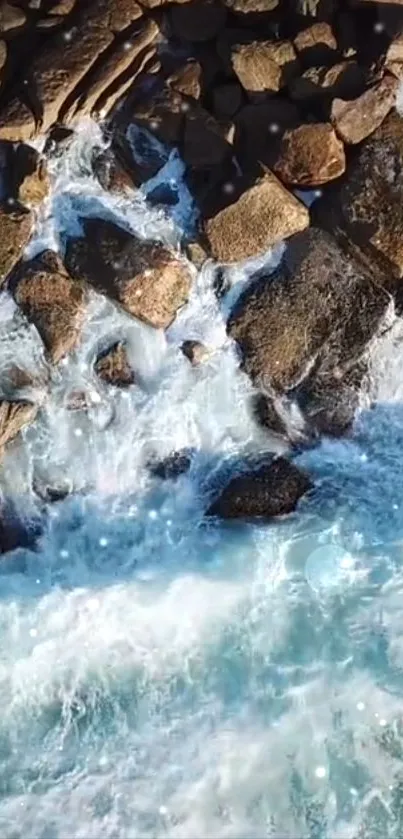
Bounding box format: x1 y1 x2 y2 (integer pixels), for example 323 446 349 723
0 0 403 548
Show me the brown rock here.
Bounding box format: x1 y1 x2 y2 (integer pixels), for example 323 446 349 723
170 0 225 42
386 33 403 77
222 0 279 10
331 74 398 145
274 123 346 187
94 341 135 387
11 251 86 364
50 0 76 13
92 147 137 194
182 105 232 167
0 98 36 142
231 39 298 95
294 22 337 66
168 61 202 99
14 146 49 207
0 401 38 450
65 218 192 329
204 170 309 264
206 456 312 520
181 340 211 365
185 240 208 268
0 3 26 35
228 227 389 392
290 61 366 103
0 208 32 285
131 86 185 145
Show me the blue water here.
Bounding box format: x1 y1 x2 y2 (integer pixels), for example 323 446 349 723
0 120 403 838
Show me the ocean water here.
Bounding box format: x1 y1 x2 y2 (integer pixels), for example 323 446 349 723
0 119 403 838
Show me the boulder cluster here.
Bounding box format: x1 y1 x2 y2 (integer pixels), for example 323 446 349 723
1 0 403 542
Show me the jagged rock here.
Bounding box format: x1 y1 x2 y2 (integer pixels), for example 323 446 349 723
65 218 192 329
0 3 26 35
181 340 211 365
204 170 309 264
9 144 49 207
290 61 366 103
94 341 135 387
331 74 398 145
228 228 389 407
385 33 403 78
169 0 226 41
274 123 345 186
32 477 71 503
0 97 36 142
168 61 202 99
0 207 32 285
92 147 137 194
293 22 337 66
182 104 232 167
131 86 185 145
10 250 86 364
231 39 298 96
49 0 76 13
148 450 192 480
206 457 312 520
0 400 38 450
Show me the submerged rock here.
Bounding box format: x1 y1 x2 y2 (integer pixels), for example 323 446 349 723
65 218 192 330
181 340 211 366
206 456 312 520
148 450 192 480
0 400 38 451
0 502 42 555
0 207 33 285
94 341 135 388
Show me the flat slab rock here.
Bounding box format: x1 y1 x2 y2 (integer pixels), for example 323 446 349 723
206 457 312 520
228 227 390 392
64 218 192 329
204 170 309 264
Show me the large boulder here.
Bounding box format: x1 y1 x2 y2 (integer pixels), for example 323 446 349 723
204 170 309 263
64 218 192 329
10 251 86 364
206 456 312 520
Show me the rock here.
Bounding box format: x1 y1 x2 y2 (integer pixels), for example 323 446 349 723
228 228 390 393
206 456 312 520
0 97 36 142
222 0 279 11
0 40 7 72
204 170 309 264
94 341 135 387
49 0 76 13
0 501 42 554
331 74 398 145
294 368 361 437
181 340 211 365
231 39 298 96
290 61 366 103
293 22 337 66
8 144 50 207
313 111 403 282
0 207 32 285
65 390 90 411
386 32 403 77
185 240 208 268
182 105 232 167
10 250 86 364
131 86 185 145
212 82 243 118
168 61 202 99
234 99 300 168
64 218 192 329
0 400 38 450
149 450 192 480
92 147 137 194
273 123 346 187
169 0 226 42
32 477 71 504
0 3 26 35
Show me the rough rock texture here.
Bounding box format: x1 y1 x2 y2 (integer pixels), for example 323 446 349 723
92 146 137 194
274 123 346 186
168 61 202 99
0 208 32 285
6 144 50 207
331 74 398 145
231 39 298 95
206 457 312 520
131 87 185 145
181 340 211 365
0 400 38 450
204 171 309 264
94 341 135 387
11 251 86 364
290 61 366 103
65 218 192 329
228 228 390 392
0 3 26 35
234 99 299 168
293 22 337 65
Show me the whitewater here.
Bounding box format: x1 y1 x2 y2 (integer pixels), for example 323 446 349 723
0 118 403 838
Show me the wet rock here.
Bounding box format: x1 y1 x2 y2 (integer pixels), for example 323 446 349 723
252 392 293 439
293 22 337 66
169 1 226 42
182 104 232 167
206 456 312 520
94 341 135 388
231 39 298 96
168 61 202 99
295 369 361 437
11 250 86 364
185 240 208 269
149 450 192 480
204 170 309 264
273 123 346 187
0 40 7 72
0 400 38 450
131 86 185 145
32 478 71 504
65 390 90 411
7 144 50 207
65 218 192 329
92 147 137 195
228 228 390 392
331 74 398 145
0 207 32 285
49 0 77 13
181 340 211 365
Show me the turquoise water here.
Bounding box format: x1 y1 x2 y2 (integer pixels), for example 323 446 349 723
0 120 403 837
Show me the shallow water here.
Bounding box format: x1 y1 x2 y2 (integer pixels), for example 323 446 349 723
1 119 403 838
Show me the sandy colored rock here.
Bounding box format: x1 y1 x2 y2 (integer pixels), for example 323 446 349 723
65 218 192 329
274 123 345 187
168 61 202 100
0 98 36 142
231 39 298 95
0 401 38 449
0 3 26 34
294 22 337 59
11 251 86 364
331 74 398 145
228 227 389 392
0 208 32 284
13 146 50 207
204 171 309 264
50 0 76 13
206 456 312 520
94 341 135 387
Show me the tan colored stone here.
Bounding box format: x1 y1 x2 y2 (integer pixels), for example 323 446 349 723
168 61 202 100
231 39 298 95
181 340 211 365
17 150 50 207
331 74 398 145
0 401 38 449
0 3 26 34
95 342 135 387
12 251 86 364
294 22 337 56
274 123 345 187
0 208 32 284
204 171 309 264
0 98 36 142
50 0 76 13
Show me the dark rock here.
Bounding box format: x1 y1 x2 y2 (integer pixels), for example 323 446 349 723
149 450 192 480
167 60 202 99
0 502 42 555
206 456 312 520
92 147 137 194
182 104 232 167
169 0 226 42
32 478 71 504
146 182 179 207
212 82 244 118
290 61 366 105
94 341 135 387
234 98 300 169
181 340 211 365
